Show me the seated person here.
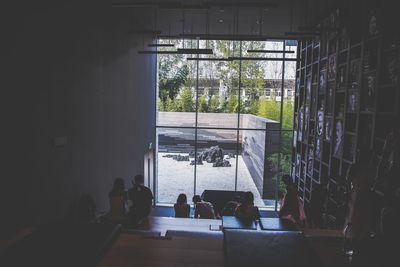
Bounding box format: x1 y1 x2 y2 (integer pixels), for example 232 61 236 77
279 175 306 226
192 195 216 219
234 191 260 221
108 178 128 223
174 193 190 218
128 174 153 226
221 198 240 216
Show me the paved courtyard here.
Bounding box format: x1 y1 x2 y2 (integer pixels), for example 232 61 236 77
157 152 265 206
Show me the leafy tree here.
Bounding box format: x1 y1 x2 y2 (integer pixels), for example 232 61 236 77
198 95 208 112
257 98 280 120
227 94 238 113
165 96 180 112
248 99 259 115
158 41 189 106
179 87 194 112
208 95 220 112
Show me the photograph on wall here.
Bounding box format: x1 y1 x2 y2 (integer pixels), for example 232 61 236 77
349 59 361 89
311 85 318 115
307 147 314 175
325 119 332 141
296 153 301 177
306 76 312 104
328 55 336 80
347 90 358 113
326 84 334 115
304 105 310 139
292 165 296 180
337 66 346 90
333 120 344 157
362 73 375 111
367 15 379 38
317 109 324 136
315 138 322 159
382 52 399 85
319 69 327 93
298 107 304 141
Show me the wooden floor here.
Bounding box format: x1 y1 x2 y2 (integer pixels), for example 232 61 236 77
98 217 224 267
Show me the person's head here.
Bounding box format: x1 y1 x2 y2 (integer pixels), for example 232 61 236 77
134 174 144 185
192 195 202 204
112 178 125 192
241 191 254 206
177 193 187 204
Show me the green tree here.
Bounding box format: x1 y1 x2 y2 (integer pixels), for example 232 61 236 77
248 99 259 115
198 95 208 112
208 95 220 112
179 87 194 112
257 98 280 120
165 96 180 112
227 94 238 113
158 40 189 108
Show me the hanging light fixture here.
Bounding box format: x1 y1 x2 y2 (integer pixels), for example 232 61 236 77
247 49 295 53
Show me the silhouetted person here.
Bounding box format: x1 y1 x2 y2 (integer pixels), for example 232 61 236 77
279 174 306 226
234 191 260 221
309 182 328 228
221 197 240 216
108 177 128 224
193 195 216 219
343 164 373 243
174 193 190 218
128 174 153 226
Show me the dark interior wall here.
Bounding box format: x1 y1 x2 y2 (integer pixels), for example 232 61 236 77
1 3 156 227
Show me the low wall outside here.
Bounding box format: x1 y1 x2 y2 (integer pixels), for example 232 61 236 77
157 112 280 198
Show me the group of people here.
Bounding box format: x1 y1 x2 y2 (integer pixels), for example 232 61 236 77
107 174 153 226
174 191 261 221
108 173 307 227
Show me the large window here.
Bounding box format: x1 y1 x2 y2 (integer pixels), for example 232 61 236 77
156 39 297 208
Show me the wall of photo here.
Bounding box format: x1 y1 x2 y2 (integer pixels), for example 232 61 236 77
293 0 400 229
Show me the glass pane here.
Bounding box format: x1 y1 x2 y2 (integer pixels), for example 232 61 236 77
195 129 237 196
196 40 241 128
157 39 197 127
285 41 298 59
237 129 266 207
157 127 195 203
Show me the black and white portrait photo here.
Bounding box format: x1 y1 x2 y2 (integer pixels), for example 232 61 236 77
362 74 375 111
315 138 322 159
307 148 314 175
347 90 358 112
298 107 304 141
319 69 327 92
325 119 332 141
328 55 336 80
317 110 324 136
334 120 344 156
